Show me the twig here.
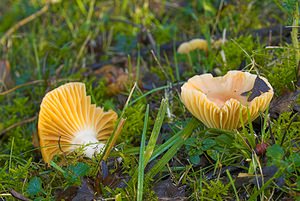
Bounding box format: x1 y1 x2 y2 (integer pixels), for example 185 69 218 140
0 78 78 96
9 189 30 201
0 116 37 137
0 80 45 96
0 4 49 46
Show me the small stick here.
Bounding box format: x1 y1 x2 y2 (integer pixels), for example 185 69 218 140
0 116 37 137
10 189 30 201
0 80 44 96
0 4 49 45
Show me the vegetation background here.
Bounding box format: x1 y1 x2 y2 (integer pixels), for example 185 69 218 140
0 0 299 200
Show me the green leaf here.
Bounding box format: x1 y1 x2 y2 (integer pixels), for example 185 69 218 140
266 144 284 161
27 176 44 196
215 134 233 145
207 150 218 161
69 162 90 177
289 153 300 167
184 137 197 146
64 162 90 185
202 138 216 150
190 155 200 165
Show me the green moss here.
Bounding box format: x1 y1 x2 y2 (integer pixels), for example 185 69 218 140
255 47 298 93
0 0 299 200
120 103 147 146
216 35 256 73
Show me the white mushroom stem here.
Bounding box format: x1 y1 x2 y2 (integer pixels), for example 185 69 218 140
71 128 105 158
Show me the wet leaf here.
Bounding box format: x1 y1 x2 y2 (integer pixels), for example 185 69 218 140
55 178 99 201
190 155 200 165
202 138 216 150
64 162 90 185
72 179 97 201
288 153 300 167
26 176 44 196
255 166 285 188
236 166 284 188
153 178 186 200
241 76 271 101
10 189 30 201
266 144 284 161
270 90 300 118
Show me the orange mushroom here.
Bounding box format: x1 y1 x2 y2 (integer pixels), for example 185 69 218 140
38 82 117 163
177 39 208 54
181 71 273 130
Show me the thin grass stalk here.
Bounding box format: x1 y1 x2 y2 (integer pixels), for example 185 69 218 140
247 108 255 148
127 99 167 187
149 128 185 163
146 117 200 179
226 169 240 201
143 99 168 166
95 83 136 176
261 107 269 142
137 105 149 201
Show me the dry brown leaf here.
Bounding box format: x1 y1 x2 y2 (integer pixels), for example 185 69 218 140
153 178 187 201
270 90 300 118
95 65 138 96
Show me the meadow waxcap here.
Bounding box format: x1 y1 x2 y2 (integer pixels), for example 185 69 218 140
38 82 117 163
177 39 208 54
181 71 273 129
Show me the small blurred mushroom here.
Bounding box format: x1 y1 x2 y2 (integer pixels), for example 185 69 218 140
181 71 274 130
38 82 118 163
177 39 208 54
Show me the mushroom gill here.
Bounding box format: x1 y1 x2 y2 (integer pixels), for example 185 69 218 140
181 71 274 130
38 82 117 163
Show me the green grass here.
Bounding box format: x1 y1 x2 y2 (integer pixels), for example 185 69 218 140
0 0 300 200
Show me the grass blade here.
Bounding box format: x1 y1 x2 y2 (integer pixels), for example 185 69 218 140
146 117 200 179
144 99 168 166
226 169 240 201
127 99 167 187
137 104 149 201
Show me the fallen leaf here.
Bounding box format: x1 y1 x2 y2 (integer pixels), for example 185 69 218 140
235 165 284 188
153 177 187 201
26 176 45 196
72 178 99 201
55 178 100 201
10 189 30 201
94 65 137 96
241 76 271 101
270 90 300 118
55 186 78 201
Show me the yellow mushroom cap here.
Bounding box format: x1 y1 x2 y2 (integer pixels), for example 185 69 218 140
177 39 208 54
181 71 274 130
38 82 117 163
